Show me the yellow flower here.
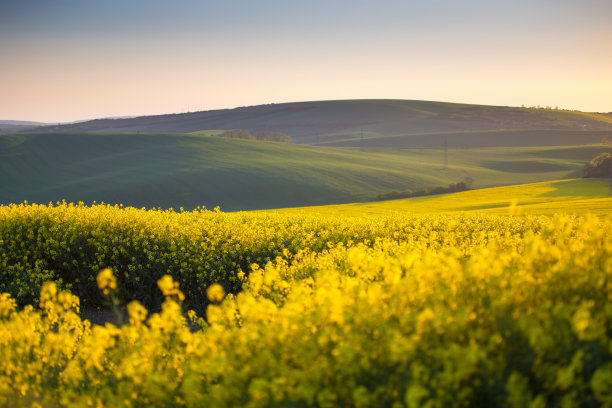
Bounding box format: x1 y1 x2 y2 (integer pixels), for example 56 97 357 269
207 283 225 303
157 275 175 297
127 300 148 325
96 268 117 295
157 274 185 302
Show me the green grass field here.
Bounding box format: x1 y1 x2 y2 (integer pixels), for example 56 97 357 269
1 132 610 211
317 129 612 148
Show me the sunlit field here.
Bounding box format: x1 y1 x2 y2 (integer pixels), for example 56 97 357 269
5 0 612 404
2 132 611 211
1 179 610 406
276 178 612 216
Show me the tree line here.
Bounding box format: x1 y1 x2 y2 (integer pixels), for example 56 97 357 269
376 177 474 201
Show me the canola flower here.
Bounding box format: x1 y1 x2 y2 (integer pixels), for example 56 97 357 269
0 201 543 314
206 283 225 303
0 202 610 406
96 268 116 295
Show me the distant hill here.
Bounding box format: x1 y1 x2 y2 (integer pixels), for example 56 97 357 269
1 132 609 211
0 120 48 126
0 120 49 134
23 100 612 146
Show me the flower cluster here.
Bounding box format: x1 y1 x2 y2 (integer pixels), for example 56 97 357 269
96 268 116 296
1 201 544 315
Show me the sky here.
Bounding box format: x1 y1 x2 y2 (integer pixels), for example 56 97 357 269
1 0 611 123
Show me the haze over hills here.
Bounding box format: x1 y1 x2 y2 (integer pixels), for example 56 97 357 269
23 100 612 147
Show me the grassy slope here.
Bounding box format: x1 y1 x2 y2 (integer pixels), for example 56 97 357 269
274 178 612 216
2 132 610 211
317 129 612 148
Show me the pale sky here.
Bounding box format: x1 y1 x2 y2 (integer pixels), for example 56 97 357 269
1 0 611 123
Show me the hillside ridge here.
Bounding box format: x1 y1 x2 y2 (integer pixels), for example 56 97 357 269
23 99 612 144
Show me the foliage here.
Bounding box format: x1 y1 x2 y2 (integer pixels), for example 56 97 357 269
219 129 255 140
377 178 474 201
0 202 611 406
584 152 611 178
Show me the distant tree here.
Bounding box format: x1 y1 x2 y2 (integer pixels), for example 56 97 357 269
219 129 255 140
583 152 611 178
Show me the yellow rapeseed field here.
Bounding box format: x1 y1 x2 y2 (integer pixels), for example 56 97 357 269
0 200 611 406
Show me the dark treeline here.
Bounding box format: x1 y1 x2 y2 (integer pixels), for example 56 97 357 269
377 177 474 201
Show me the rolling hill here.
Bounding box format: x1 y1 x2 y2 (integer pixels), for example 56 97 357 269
0 120 49 134
1 132 610 211
23 100 612 146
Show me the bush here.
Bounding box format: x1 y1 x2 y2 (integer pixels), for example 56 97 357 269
219 129 255 140
583 152 611 178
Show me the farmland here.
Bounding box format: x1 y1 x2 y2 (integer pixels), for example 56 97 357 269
1 131 610 211
0 179 611 406
4 0 612 401
278 178 612 216
1 100 611 406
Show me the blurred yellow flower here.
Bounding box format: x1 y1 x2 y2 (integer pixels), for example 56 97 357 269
207 283 225 303
96 268 117 295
